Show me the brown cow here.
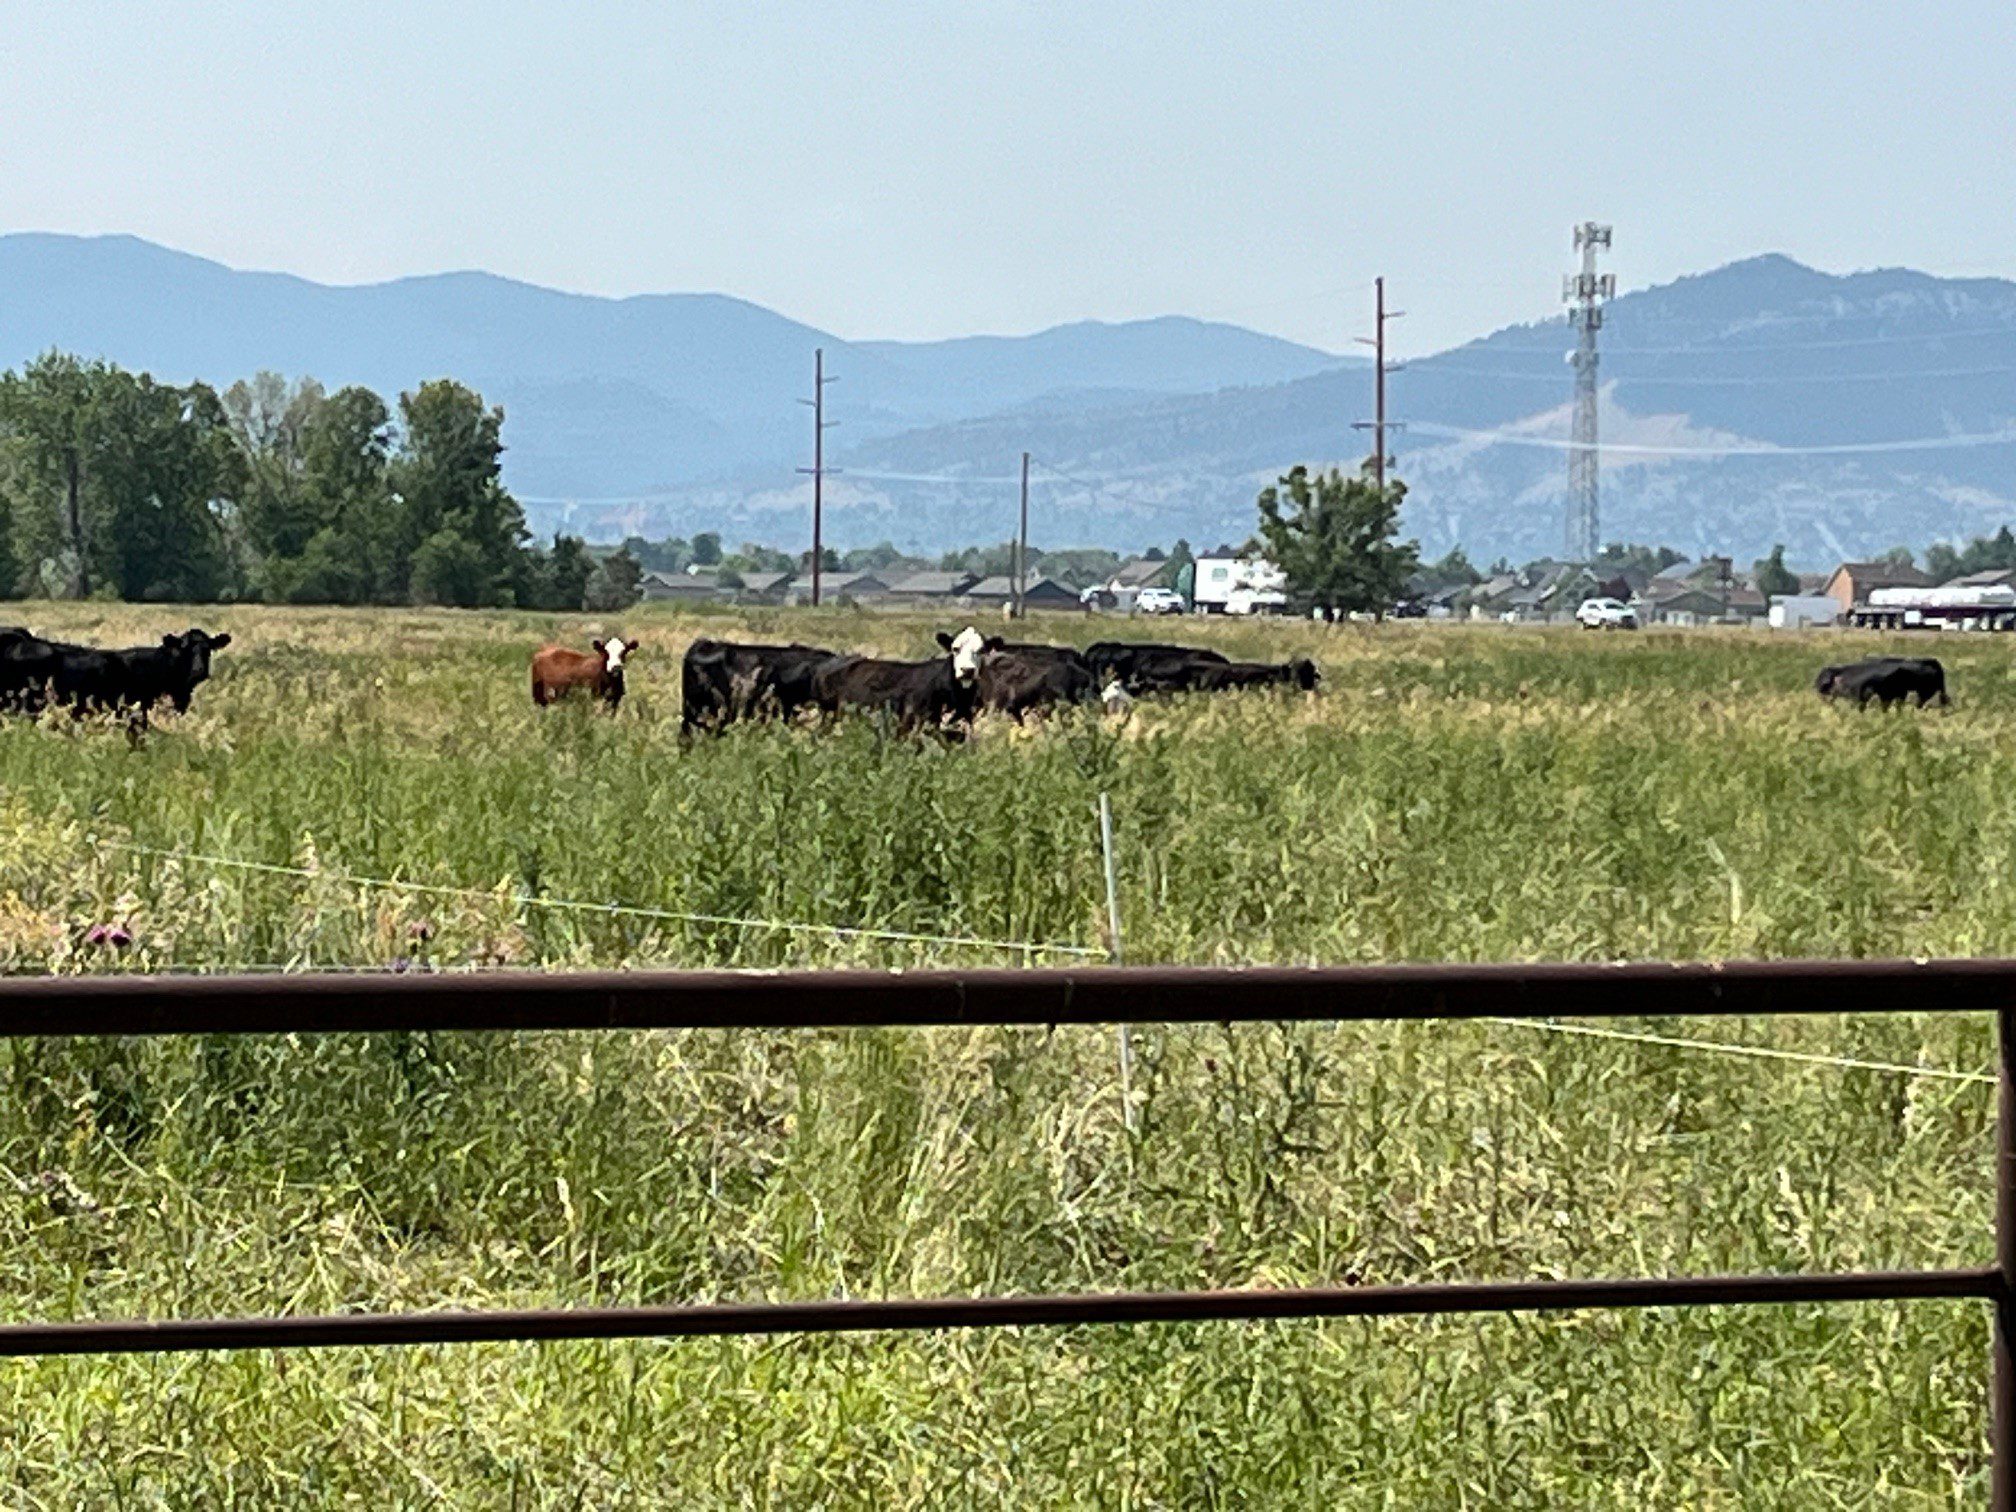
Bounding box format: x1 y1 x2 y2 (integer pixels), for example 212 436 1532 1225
531 637 638 709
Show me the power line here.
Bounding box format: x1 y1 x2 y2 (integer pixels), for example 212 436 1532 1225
1406 420 2016 456
1416 361 2016 385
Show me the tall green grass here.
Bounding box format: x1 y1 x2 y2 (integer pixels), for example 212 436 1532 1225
0 602 2005 1504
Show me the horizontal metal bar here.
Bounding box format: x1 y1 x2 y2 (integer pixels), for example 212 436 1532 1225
0 958 2006 1039
0 1270 1994 1358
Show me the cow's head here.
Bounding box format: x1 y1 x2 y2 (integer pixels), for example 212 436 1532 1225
1291 658 1321 691
167 629 232 680
593 637 640 701
1815 665 1841 696
936 626 1001 686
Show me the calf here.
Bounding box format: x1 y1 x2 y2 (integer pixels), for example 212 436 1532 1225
1085 641 1230 693
682 639 839 734
1816 656 1948 710
811 627 989 735
531 637 638 709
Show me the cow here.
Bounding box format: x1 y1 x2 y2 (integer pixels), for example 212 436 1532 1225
1186 658 1321 693
811 626 991 735
1085 641 1231 694
1816 656 1949 710
976 641 1099 719
0 628 233 722
531 637 638 710
681 639 839 734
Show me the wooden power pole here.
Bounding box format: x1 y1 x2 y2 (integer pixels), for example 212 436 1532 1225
1016 451 1030 618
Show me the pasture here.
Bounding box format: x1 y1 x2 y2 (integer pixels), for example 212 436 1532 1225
0 601 2009 1505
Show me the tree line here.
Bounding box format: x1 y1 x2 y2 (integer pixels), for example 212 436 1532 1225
0 355 638 610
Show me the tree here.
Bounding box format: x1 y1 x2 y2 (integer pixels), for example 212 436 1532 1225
0 352 108 597
1425 545 1481 586
1879 544 1916 571
584 548 643 612
1927 542 1963 583
1753 543 1799 598
690 532 721 567
391 381 527 606
1255 463 1419 618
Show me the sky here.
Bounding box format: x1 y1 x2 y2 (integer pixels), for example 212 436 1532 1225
2 0 2012 358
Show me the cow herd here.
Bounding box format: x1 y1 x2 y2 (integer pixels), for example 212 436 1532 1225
0 626 232 723
0 622 1958 739
655 629 1322 736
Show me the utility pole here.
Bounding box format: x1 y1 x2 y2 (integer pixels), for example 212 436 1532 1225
796 348 839 604
1353 277 1404 490
1563 223 1615 563
1015 451 1030 619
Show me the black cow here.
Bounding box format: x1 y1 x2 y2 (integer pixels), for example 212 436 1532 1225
811 628 990 735
0 628 232 720
1084 641 1230 693
1187 658 1321 692
681 639 839 734
1816 656 1948 709
977 641 1097 719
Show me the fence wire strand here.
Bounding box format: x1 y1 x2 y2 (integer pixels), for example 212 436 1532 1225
1484 1015 1993 1085
97 839 1101 960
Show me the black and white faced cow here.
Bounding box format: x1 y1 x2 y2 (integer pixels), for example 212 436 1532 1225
811 625 993 735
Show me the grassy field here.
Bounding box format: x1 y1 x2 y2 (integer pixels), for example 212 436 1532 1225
0 600 2008 1505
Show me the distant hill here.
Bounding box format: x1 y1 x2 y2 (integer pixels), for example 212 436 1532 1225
0 233 1349 503
804 254 2016 562
5 234 2015 562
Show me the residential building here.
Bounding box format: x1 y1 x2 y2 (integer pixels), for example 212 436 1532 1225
884 570 980 604
639 571 726 604
1822 561 1931 615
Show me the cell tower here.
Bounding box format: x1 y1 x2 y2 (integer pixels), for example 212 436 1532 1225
1562 222 1614 562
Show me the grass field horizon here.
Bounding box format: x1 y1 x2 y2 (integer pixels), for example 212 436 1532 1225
0 601 2007 1505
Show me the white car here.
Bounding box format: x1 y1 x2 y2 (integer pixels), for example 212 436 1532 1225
1576 596 1638 631
1135 586 1186 615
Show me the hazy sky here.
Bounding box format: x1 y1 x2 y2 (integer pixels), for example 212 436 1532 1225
4 1 2011 356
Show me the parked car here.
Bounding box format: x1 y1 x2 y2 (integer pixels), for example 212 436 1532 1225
1391 598 1427 619
1135 586 1186 615
1576 596 1639 630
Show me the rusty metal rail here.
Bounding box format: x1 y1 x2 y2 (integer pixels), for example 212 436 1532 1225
0 961 2010 1502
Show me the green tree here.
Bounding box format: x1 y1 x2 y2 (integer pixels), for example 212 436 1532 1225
409 530 495 608
584 547 643 612
222 372 326 562
391 381 527 606
1753 543 1799 598
690 532 722 567
1425 545 1482 586
1255 463 1419 619
1926 542 1963 583
0 352 108 597
1879 544 1916 572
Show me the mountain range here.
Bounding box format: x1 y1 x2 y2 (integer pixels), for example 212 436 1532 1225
4 233 2014 564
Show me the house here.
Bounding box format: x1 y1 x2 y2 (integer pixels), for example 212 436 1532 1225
733 571 795 603
884 570 980 604
1638 584 1726 626
1108 557 1173 591
639 571 727 604
1945 568 2016 590
1822 561 1931 615
786 571 891 606
962 575 1083 612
